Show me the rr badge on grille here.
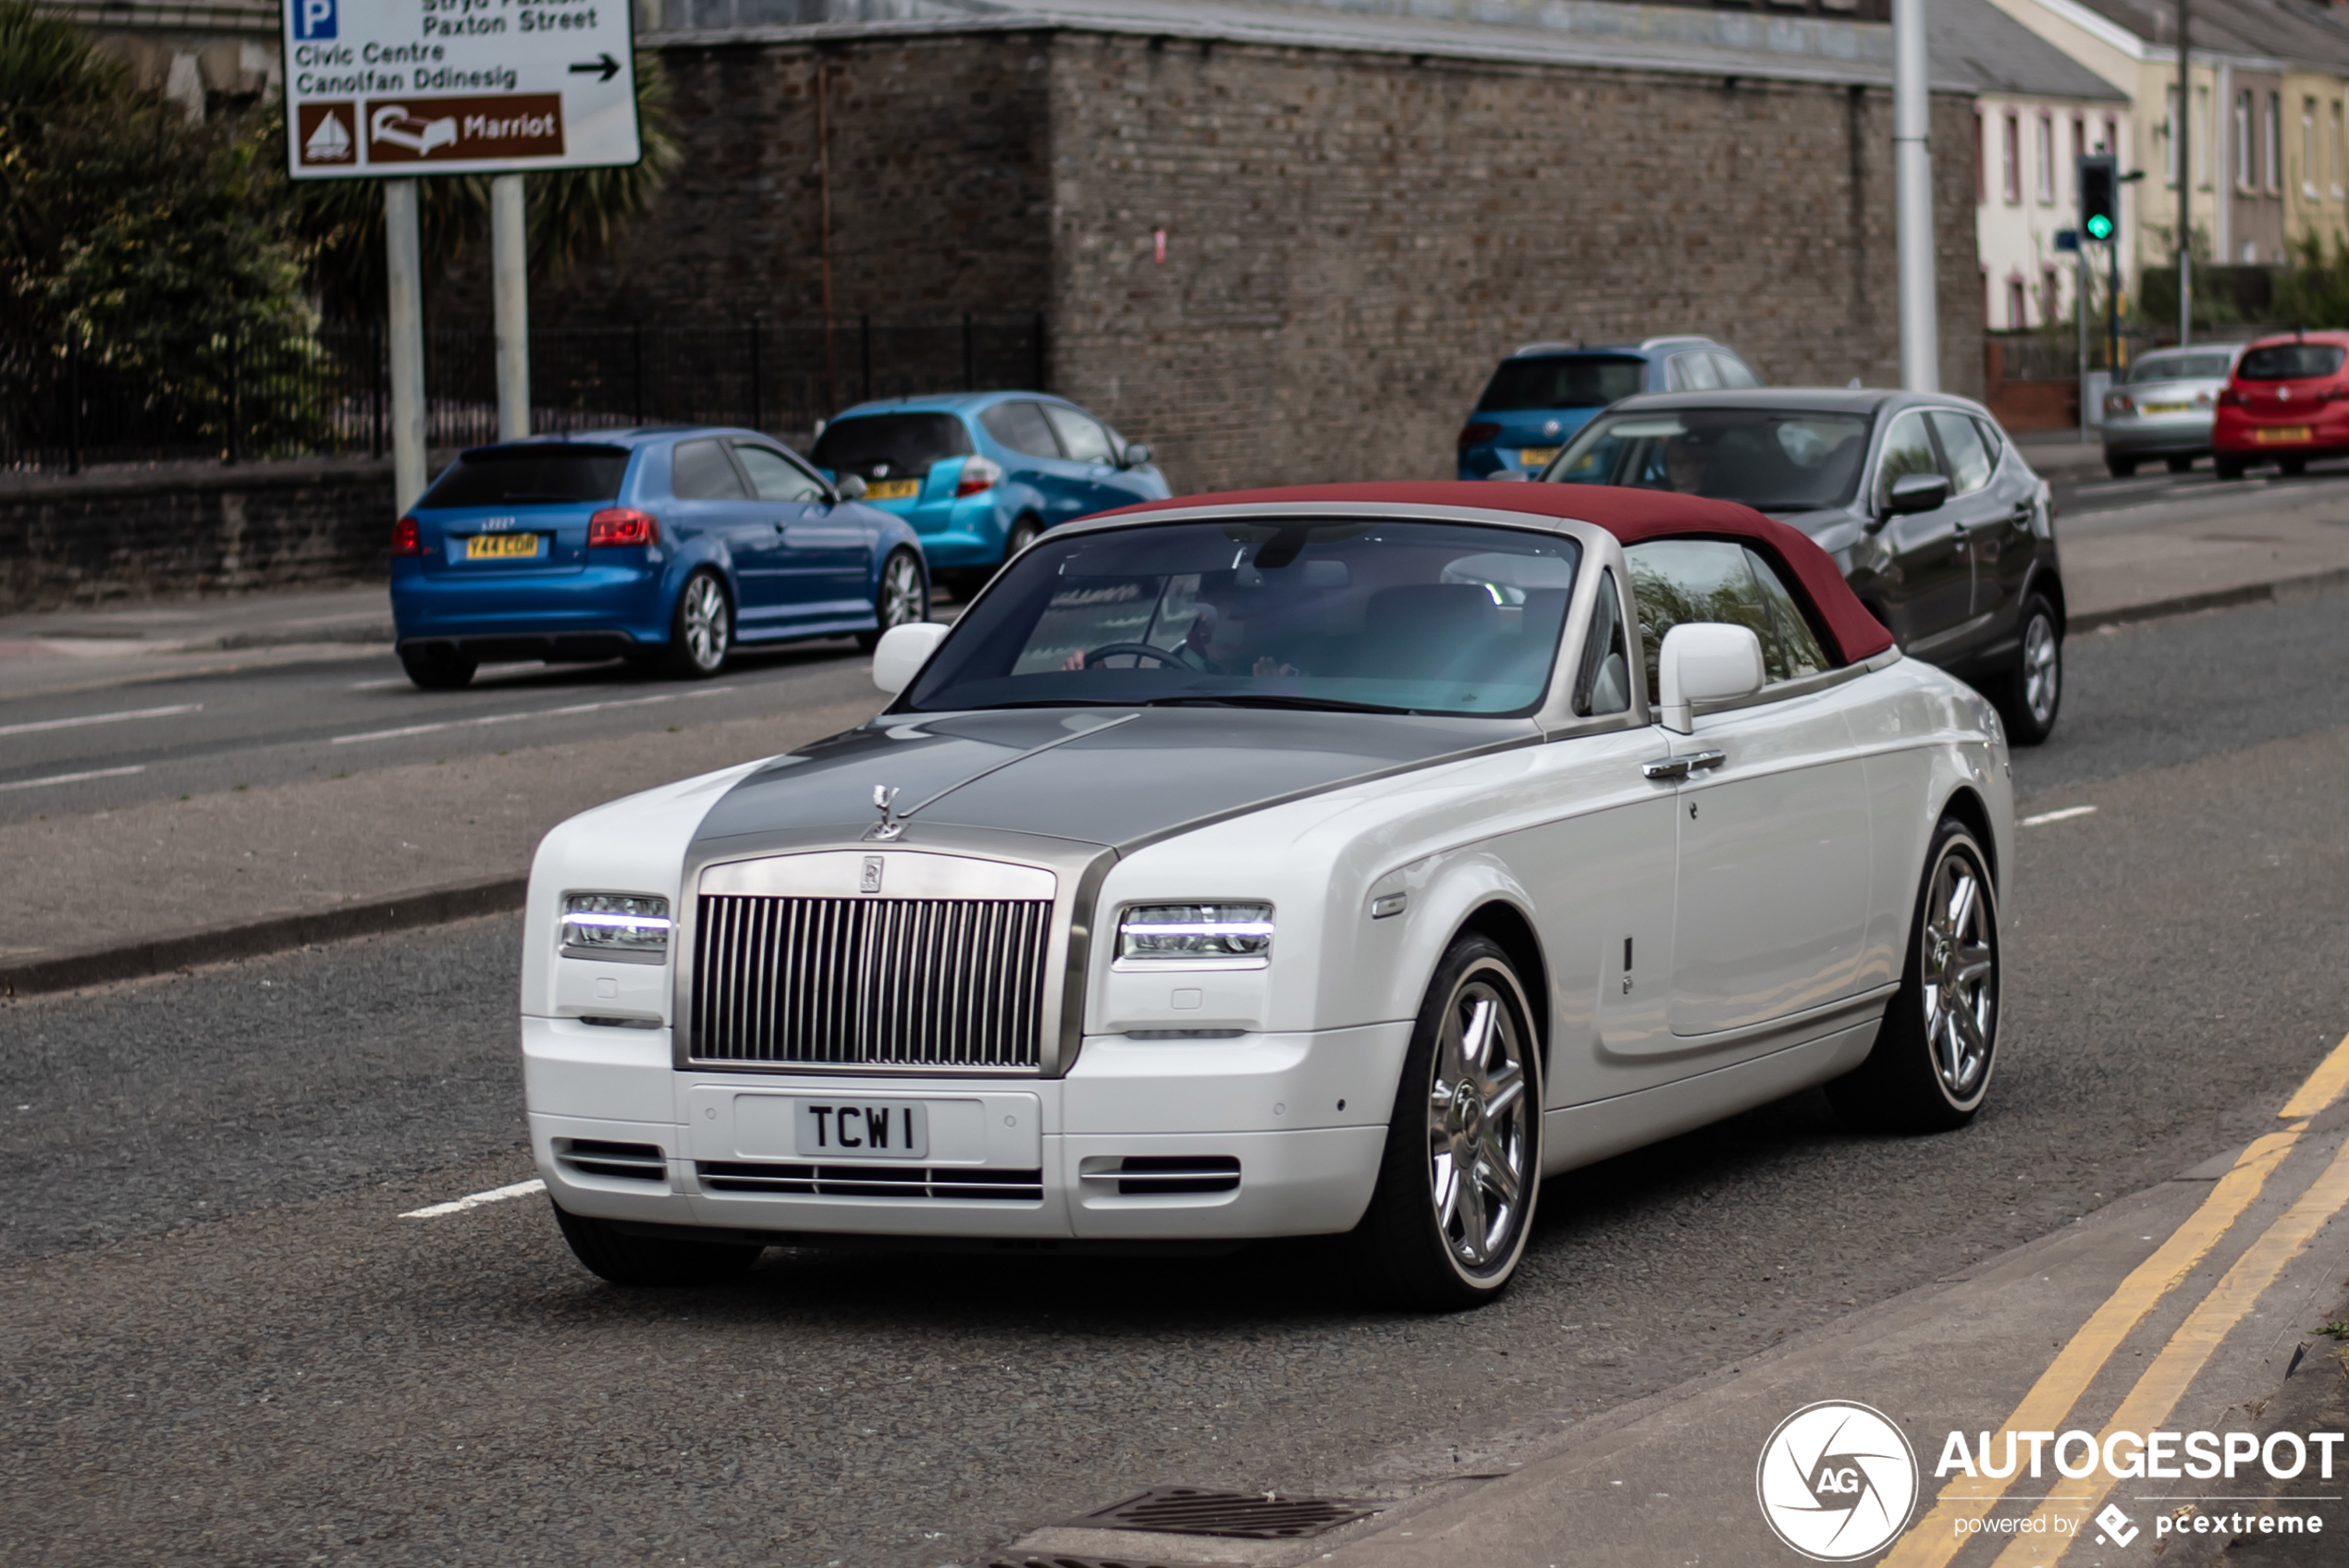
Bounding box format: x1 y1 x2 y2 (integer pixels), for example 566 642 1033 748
860 855 884 894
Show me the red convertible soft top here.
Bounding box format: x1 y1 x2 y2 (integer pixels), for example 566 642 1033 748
1101 481 1899 668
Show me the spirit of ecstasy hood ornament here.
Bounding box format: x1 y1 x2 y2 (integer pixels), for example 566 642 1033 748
862 712 1139 842
869 785 904 841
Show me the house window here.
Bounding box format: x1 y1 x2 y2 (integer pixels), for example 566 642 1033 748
2004 112 2022 203
2104 114 2119 161
2268 92 2283 192
2333 101 2343 197
2037 113 2056 203
2305 96 2318 196
2042 266 2060 321
2196 85 2211 189
2165 86 2180 188
2008 277 2029 329
2237 90 2255 190
1974 112 1986 204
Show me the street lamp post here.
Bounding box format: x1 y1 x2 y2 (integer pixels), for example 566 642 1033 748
1893 0 1939 392
2178 0 2193 348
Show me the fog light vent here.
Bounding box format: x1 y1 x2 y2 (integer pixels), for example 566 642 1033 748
558 1140 667 1182
1097 1156 1241 1196
1068 1487 1379 1540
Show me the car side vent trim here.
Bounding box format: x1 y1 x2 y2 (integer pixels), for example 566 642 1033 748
1066 1488 1380 1540
558 1139 668 1182
1080 1156 1243 1196
696 1159 1042 1203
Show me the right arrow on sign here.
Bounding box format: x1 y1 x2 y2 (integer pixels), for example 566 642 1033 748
569 53 620 82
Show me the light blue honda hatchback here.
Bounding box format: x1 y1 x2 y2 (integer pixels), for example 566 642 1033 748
810 392 1168 594
1455 336 1760 480
389 428 929 689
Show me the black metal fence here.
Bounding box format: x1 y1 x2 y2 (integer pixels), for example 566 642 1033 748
2 315 1047 472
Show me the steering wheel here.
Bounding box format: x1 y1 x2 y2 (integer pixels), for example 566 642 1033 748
1081 642 1187 669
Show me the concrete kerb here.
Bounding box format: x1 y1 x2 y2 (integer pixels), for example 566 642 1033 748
0 875 526 998
2069 564 2349 634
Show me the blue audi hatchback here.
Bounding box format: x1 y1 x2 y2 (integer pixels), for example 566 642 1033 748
1455 336 1760 480
389 428 929 689
809 392 1168 595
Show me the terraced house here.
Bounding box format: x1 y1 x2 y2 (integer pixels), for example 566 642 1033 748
1987 0 2349 281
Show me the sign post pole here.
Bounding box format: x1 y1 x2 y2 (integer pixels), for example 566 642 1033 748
283 0 641 489
492 174 530 441
385 178 427 514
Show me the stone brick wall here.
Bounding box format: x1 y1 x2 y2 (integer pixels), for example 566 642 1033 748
472 31 1057 336
434 24 1987 496
1042 32 1985 493
0 459 396 612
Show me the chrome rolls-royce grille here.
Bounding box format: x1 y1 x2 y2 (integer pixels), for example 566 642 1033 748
690 894 1053 1069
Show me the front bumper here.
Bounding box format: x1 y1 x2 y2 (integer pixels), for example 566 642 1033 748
523 1014 1406 1242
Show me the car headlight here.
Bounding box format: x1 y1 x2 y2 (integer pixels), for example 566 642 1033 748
1117 902 1273 963
560 892 672 963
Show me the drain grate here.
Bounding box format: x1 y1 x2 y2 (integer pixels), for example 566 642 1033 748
985 1555 1222 1568
1069 1486 1380 1540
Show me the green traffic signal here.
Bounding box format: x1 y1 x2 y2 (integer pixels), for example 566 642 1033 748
2085 213 2114 240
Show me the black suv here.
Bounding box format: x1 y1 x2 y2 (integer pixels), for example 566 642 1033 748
1539 387 2065 742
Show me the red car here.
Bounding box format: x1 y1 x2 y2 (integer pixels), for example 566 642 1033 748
2212 330 2349 479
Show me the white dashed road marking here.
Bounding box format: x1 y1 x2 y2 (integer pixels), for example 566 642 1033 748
332 686 735 744
2021 804 2099 827
0 765 146 793
0 703 200 737
400 1179 547 1219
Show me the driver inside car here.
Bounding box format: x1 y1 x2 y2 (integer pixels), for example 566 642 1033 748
1065 572 1301 676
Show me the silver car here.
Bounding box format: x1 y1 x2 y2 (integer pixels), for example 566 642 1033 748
2102 346 2242 475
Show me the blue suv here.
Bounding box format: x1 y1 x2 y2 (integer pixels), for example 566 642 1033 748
810 392 1168 594
1455 336 1759 480
390 428 929 689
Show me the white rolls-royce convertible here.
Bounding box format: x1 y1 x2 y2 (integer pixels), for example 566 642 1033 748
523 483 2011 1307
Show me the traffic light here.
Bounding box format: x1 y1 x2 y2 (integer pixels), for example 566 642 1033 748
2079 154 2118 242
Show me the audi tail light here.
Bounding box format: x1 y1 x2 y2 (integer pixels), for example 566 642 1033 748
955 455 1003 497
1457 422 1501 448
588 508 660 547
391 516 423 556
2105 393 2134 416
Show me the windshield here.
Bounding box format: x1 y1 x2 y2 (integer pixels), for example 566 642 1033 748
2239 344 2345 381
1542 408 1872 512
2129 351 2232 383
1477 355 1645 413
420 445 629 507
902 520 1580 717
809 413 974 480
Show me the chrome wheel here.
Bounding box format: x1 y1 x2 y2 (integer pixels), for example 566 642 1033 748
878 551 926 631
2021 611 2059 728
1426 966 1533 1272
1919 845 1997 1103
678 573 730 674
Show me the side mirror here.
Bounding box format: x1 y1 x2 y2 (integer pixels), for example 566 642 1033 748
1884 472 1949 518
1656 622 1764 734
871 620 948 695
1121 442 1152 469
834 472 868 501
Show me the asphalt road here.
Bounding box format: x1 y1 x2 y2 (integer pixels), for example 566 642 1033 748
2043 450 2349 526
5 589 2349 1568
0 641 881 827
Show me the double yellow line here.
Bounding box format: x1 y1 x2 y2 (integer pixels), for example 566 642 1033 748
1883 1031 2349 1568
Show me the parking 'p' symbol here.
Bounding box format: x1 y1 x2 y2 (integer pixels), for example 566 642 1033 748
296 0 337 40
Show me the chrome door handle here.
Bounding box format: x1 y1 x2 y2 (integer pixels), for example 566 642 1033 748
1642 749 1725 781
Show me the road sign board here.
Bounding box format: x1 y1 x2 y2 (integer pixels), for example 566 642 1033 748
283 0 639 179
